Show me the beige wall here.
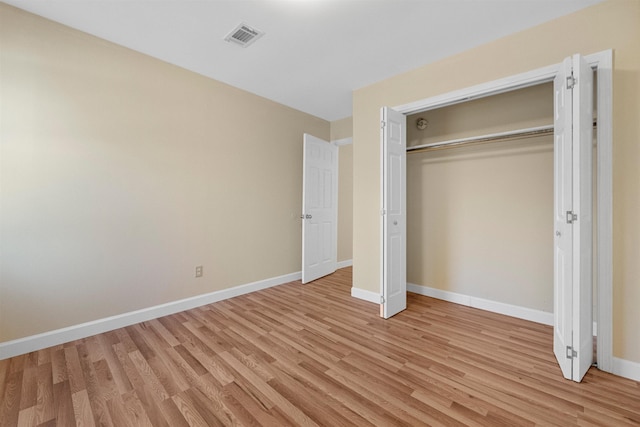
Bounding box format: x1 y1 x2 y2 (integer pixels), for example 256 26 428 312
330 117 353 142
407 84 554 312
353 0 640 363
331 117 353 262
0 5 329 343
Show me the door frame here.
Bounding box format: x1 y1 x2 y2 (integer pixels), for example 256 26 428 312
389 49 613 373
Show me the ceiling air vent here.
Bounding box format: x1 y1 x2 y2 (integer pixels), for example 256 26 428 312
224 23 264 48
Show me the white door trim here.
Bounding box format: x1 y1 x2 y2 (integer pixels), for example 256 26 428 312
391 49 613 374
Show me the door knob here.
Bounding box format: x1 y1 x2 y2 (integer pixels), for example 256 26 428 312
306 214 312 219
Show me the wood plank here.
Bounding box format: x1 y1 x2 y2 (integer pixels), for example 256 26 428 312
19 353 38 411
119 389 155 427
75 342 114 427
171 391 211 427
219 351 319 426
95 333 132 394
50 348 68 385
105 394 136 427
33 362 55 425
0 365 23 426
127 350 169 402
157 396 190 427
52 381 76 427
71 389 96 427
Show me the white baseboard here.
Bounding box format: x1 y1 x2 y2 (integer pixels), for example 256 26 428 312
351 287 380 304
0 271 302 360
337 259 353 269
407 283 554 326
613 357 640 382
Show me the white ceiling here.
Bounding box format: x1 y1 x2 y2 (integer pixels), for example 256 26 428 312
4 0 603 121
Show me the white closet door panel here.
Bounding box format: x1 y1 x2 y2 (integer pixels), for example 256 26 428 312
381 107 406 318
553 54 594 382
572 53 594 382
553 56 574 381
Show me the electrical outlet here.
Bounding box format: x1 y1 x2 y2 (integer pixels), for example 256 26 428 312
195 266 203 278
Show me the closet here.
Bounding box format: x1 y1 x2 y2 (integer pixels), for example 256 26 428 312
379 52 611 383
405 83 557 317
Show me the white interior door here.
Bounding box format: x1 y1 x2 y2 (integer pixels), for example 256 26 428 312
302 134 338 284
553 54 593 382
380 107 407 318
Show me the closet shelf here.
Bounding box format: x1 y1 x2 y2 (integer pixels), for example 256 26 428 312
407 124 554 153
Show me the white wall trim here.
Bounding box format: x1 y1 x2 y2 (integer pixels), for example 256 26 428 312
351 287 380 304
407 283 554 326
613 357 640 382
0 271 302 360
332 137 353 146
337 259 353 269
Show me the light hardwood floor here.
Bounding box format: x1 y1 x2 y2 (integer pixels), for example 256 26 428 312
1 267 639 426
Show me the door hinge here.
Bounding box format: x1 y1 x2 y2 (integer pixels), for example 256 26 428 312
380 295 385 304
566 346 577 359
381 209 386 216
566 210 578 224
566 74 576 89
381 120 386 129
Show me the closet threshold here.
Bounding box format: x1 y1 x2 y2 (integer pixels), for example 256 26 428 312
407 124 554 153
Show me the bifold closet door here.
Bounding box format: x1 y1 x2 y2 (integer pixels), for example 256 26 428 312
301 134 338 284
553 54 593 382
380 107 407 318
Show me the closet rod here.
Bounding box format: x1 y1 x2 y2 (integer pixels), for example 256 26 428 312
407 124 554 154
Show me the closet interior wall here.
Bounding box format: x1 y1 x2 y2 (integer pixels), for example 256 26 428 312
406 83 556 314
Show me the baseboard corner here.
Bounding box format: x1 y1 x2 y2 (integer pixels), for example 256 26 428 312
337 259 353 269
350 287 379 304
